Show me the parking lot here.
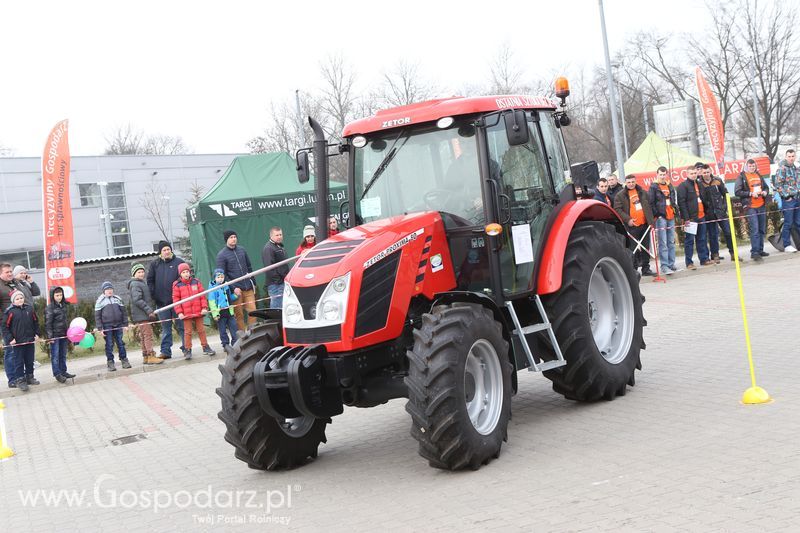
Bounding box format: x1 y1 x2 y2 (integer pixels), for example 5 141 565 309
1 256 798 532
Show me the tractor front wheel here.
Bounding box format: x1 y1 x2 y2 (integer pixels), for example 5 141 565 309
217 323 328 470
405 303 512 470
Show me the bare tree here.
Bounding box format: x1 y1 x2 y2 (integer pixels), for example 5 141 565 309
104 124 145 155
377 60 436 107
248 91 324 155
318 53 361 141
735 0 800 160
139 176 170 241
176 180 206 261
104 124 191 155
489 43 524 94
143 134 192 155
687 0 744 129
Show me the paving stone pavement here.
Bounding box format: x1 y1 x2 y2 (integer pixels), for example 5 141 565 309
1 256 799 532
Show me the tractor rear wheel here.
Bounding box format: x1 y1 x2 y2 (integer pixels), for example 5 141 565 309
217 322 328 470
541 221 644 401
405 303 512 470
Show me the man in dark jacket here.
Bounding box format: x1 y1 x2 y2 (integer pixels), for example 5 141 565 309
217 230 256 331
699 164 737 262
607 174 623 200
146 241 185 359
735 159 770 261
677 166 710 269
0 263 19 387
614 174 655 276
648 167 679 274
12 266 40 306
593 177 613 206
261 227 289 309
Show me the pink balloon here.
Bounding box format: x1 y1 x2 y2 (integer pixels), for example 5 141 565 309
66 326 86 343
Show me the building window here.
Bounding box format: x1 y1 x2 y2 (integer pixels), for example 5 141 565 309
106 183 131 255
78 183 101 207
0 250 45 270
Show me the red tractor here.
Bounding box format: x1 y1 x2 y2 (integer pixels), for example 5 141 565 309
218 81 646 471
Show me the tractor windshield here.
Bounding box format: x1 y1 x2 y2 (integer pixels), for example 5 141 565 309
353 120 485 227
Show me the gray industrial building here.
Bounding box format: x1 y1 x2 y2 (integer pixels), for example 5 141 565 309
0 153 241 293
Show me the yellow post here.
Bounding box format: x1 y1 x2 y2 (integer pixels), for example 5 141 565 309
726 195 770 404
0 399 15 460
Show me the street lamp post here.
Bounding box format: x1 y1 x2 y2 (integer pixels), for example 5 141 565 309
598 0 626 179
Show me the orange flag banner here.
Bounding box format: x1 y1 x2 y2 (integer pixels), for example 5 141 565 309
41 120 77 303
695 66 726 177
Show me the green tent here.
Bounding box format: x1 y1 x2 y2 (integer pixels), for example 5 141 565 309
187 152 347 298
623 132 712 174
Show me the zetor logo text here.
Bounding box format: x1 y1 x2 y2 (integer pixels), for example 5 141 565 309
381 117 411 128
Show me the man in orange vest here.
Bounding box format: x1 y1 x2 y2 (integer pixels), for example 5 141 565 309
677 166 710 269
734 159 770 261
648 166 679 274
614 174 655 276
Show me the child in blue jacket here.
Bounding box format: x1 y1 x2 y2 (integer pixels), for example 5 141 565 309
208 269 238 351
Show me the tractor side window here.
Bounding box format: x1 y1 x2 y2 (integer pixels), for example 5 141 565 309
487 114 555 296
538 111 570 193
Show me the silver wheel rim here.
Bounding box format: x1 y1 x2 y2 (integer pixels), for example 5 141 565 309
279 416 314 437
588 257 635 364
464 339 503 435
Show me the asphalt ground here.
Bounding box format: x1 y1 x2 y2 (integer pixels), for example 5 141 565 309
0 254 798 532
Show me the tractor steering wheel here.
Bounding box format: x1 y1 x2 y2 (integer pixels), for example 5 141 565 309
423 189 453 210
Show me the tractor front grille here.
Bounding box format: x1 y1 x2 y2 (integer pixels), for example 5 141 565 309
354 251 401 338
285 325 342 344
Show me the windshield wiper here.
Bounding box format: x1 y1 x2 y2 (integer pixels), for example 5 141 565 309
360 130 409 200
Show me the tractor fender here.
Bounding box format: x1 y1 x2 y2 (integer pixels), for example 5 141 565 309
536 200 626 295
429 291 520 391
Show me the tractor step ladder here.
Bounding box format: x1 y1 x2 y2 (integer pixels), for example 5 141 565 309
505 297 567 372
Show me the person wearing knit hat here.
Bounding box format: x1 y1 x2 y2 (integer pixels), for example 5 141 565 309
217 229 256 331
2 288 40 391
208 268 238 352
147 239 186 359
296 225 317 255
172 262 214 358
95 281 130 372
12 265 40 307
128 263 162 365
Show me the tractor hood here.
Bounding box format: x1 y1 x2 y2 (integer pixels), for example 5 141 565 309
282 211 456 351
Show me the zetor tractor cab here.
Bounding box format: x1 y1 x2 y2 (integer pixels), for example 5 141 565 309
218 81 646 471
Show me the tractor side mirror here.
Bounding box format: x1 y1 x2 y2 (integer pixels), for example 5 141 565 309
296 151 310 184
503 110 529 146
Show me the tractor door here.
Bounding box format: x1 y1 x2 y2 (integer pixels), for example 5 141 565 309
485 111 569 297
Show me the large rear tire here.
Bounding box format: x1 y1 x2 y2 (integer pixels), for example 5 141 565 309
405 303 512 470
541 222 644 401
217 323 328 470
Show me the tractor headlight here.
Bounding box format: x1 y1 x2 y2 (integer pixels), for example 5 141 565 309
285 304 302 324
282 282 303 324
317 272 351 324
322 300 339 321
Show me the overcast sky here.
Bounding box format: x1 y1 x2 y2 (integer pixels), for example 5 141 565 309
0 0 711 157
